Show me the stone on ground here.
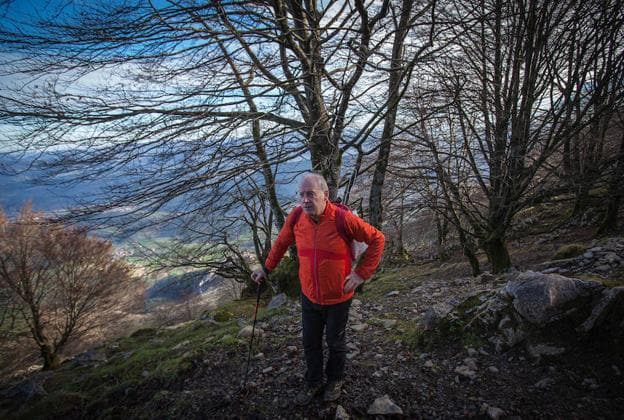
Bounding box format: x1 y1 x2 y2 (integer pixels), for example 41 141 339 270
367 394 403 415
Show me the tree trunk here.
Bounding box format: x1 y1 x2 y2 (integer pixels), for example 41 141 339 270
309 142 340 200
464 245 481 277
41 344 61 370
598 133 624 234
456 228 480 276
369 0 415 228
572 181 591 218
435 213 449 261
483 235 511 274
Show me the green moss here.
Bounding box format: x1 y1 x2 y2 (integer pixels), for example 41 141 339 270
359 271 413 300
130 327 158 339
217 298 263 319
553 243 586 260
392 321 426 349
218 334 241 346
454 293 486 316
437 316 465 337
212 309 234 322
574 273 624 288
393 305 485 351
600 278 624 288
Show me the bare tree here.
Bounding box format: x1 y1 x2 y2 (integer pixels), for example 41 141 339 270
405 0 624 273
561 14 624 219
0 204 133 369
0 0 403 197
598 113 624 234
0 0 440 275
367 0 438 228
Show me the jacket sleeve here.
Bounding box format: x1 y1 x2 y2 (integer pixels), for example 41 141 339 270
343 211 385 280
264 208 298 272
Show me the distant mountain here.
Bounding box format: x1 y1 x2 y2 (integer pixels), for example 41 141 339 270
0 153 310 216
0 158 93 215
145 270 225 303
0 152 314 248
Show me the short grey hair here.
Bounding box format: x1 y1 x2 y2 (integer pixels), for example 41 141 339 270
300 172 329 192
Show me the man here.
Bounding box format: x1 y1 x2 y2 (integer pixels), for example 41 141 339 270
251 172 385 405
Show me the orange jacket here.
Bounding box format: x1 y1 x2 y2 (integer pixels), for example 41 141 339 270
264 202 385 305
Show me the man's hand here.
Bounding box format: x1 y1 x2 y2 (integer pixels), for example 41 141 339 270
251 267 268 284
343 270 365 293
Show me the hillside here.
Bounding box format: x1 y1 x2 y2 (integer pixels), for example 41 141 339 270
1 233 623 419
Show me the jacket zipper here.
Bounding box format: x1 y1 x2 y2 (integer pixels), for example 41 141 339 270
313 222 321 304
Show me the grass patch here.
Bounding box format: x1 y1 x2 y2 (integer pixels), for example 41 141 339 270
391 320 426 349
461 332 484 349
359 265 429 300
553 243 586 260
217 297 267 320
574 273 624 288
3 319 246 420
601 278 624 288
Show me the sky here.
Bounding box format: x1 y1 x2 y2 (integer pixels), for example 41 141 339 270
1 0 170 23
1 0 69 26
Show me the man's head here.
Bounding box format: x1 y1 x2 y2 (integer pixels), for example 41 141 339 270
299 172 329 219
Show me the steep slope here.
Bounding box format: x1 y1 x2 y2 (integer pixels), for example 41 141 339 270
2 239 623 419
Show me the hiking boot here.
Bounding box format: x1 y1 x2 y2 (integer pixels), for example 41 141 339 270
322 380 343 402
294 383 322 406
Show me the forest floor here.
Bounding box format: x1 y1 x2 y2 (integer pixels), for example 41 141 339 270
1 224 623 419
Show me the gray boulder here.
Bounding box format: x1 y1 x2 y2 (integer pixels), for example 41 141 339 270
504 271 600 324
267 293 288 310
449 270 624 354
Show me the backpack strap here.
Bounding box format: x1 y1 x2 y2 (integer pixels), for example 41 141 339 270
334 206 351 243
334 205 356 260
289 206 303 230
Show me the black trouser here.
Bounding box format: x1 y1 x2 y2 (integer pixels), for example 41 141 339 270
301 294 352 386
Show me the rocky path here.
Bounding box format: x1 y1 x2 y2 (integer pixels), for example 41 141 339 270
4 238 623 419
190 269 624 419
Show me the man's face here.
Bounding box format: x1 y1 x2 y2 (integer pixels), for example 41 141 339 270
299 178 328 218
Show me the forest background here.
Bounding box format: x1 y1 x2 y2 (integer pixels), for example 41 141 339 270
0 0 623 377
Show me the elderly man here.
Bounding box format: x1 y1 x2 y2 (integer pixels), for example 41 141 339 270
251 172 384 405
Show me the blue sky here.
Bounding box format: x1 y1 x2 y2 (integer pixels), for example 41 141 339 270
0 0 169 33
2 0 67 25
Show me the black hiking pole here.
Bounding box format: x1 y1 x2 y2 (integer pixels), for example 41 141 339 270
242 282 262 389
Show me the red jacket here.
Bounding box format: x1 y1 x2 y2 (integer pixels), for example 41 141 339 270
264 202 385 305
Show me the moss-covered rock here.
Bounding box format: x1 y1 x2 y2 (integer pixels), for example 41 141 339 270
553 243 586 260
212 309 234 322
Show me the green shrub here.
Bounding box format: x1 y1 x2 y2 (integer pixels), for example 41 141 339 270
212 309 234 322
553 243 586 260
269 256 300 297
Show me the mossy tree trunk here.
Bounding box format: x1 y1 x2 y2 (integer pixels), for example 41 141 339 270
483 235 511 274
41 344 61 370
